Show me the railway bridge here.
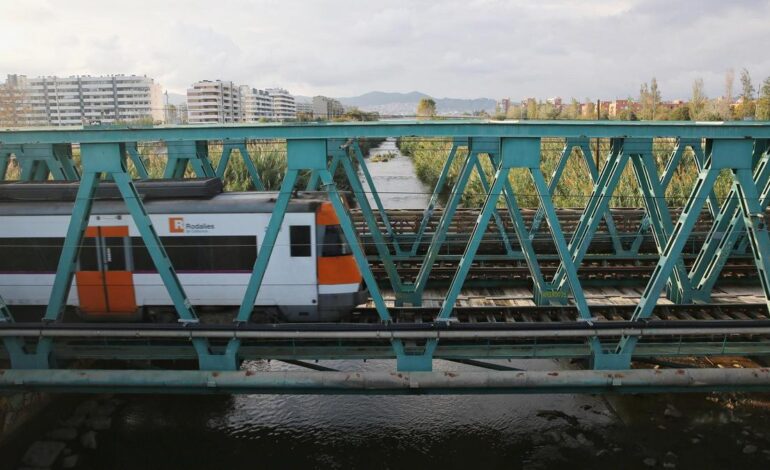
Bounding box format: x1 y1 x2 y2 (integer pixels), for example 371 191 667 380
1 120 770 394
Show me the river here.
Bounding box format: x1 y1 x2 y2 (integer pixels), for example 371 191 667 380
3 139 770 469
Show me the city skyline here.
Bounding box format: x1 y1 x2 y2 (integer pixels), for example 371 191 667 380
1 1 769 100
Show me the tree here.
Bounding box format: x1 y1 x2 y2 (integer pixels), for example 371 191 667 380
0 79 29 127
739 68 756 118
562 98 580 119
719 69 735 120
756 76 770 121
650 78 661 119
669 106 690 121
689 78 707 120
526 99 538 119
639 82 650 120
416 98 436 118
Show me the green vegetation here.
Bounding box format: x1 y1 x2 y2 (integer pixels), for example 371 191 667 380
495 70 770 122
398 137 734 209
369 151 397 163
416 98 437 119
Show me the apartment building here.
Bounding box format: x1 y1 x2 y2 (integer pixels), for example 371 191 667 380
267 88 297 120
186 80 242 124
3 74 164 126
312 96 344 120
239 86 273 121
295 101 313 116
185 82 297 122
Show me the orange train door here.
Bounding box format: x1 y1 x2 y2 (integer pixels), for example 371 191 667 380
75 226 137 316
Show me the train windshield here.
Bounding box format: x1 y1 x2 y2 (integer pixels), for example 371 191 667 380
321 225 353 257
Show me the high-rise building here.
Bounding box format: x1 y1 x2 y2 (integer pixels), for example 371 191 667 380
266 88 297 120
239 86 273 122
295 101 313 116
2 74 164 126
312 96 344 120
186 80 241 124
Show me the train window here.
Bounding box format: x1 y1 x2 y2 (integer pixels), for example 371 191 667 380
289 225 311 257
78 237 100 271
320 225 352 257
131 236 257 272
0 238 64 272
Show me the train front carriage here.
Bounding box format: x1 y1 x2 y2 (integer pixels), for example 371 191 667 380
0 181 367 323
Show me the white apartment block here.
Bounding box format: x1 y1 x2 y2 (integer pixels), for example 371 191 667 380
295 101 313 116
3 74 164 126
186 80 242 124
239 86 273 121
266 88 297 120
312 96 344 120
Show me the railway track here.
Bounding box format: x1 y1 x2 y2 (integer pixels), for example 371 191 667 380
353 207 764 260
368 257 760 284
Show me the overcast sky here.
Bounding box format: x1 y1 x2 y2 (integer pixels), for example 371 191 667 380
1 0 769 100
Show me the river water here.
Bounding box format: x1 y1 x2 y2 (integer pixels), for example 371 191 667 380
4 139 770 469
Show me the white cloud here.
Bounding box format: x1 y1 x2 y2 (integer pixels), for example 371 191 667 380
0 0 768 99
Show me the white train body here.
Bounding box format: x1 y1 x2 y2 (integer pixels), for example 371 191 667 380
0 191 367 322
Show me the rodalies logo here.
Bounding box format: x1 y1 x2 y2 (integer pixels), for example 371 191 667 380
169 217 185 233
168 217 215 234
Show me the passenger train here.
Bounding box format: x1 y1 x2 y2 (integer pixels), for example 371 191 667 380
0 180 368 322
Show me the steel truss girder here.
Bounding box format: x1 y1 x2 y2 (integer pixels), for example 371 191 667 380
689 140 770 301
408 138 466 257
405 138 515 307
0 143 79 181
16 142 234 370
550 138 691 303
164 140 216 179
215 140 265 190
530 138 626 255
603 139 770 369
627 138 718 255
438 137 590 318
6 122 770 146
123 142 150 179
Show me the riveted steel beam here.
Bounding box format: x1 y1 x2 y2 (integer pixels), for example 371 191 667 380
5 121 770 146
163 140 215 179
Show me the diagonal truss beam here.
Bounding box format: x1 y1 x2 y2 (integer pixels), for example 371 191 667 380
530 138 626 255
164 141 216 179
689 140 770 301
215 140 265 190
599 139 770 369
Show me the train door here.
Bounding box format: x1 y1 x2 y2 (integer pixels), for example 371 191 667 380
75 226 137 316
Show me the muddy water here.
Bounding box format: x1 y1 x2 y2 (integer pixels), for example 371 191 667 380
4 140 770 469
359 137 431 209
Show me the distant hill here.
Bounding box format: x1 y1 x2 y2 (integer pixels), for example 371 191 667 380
338 91 495 116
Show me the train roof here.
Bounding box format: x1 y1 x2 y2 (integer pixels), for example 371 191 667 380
0 179 327 215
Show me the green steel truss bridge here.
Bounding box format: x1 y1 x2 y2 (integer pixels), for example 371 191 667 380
1 120 770 394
